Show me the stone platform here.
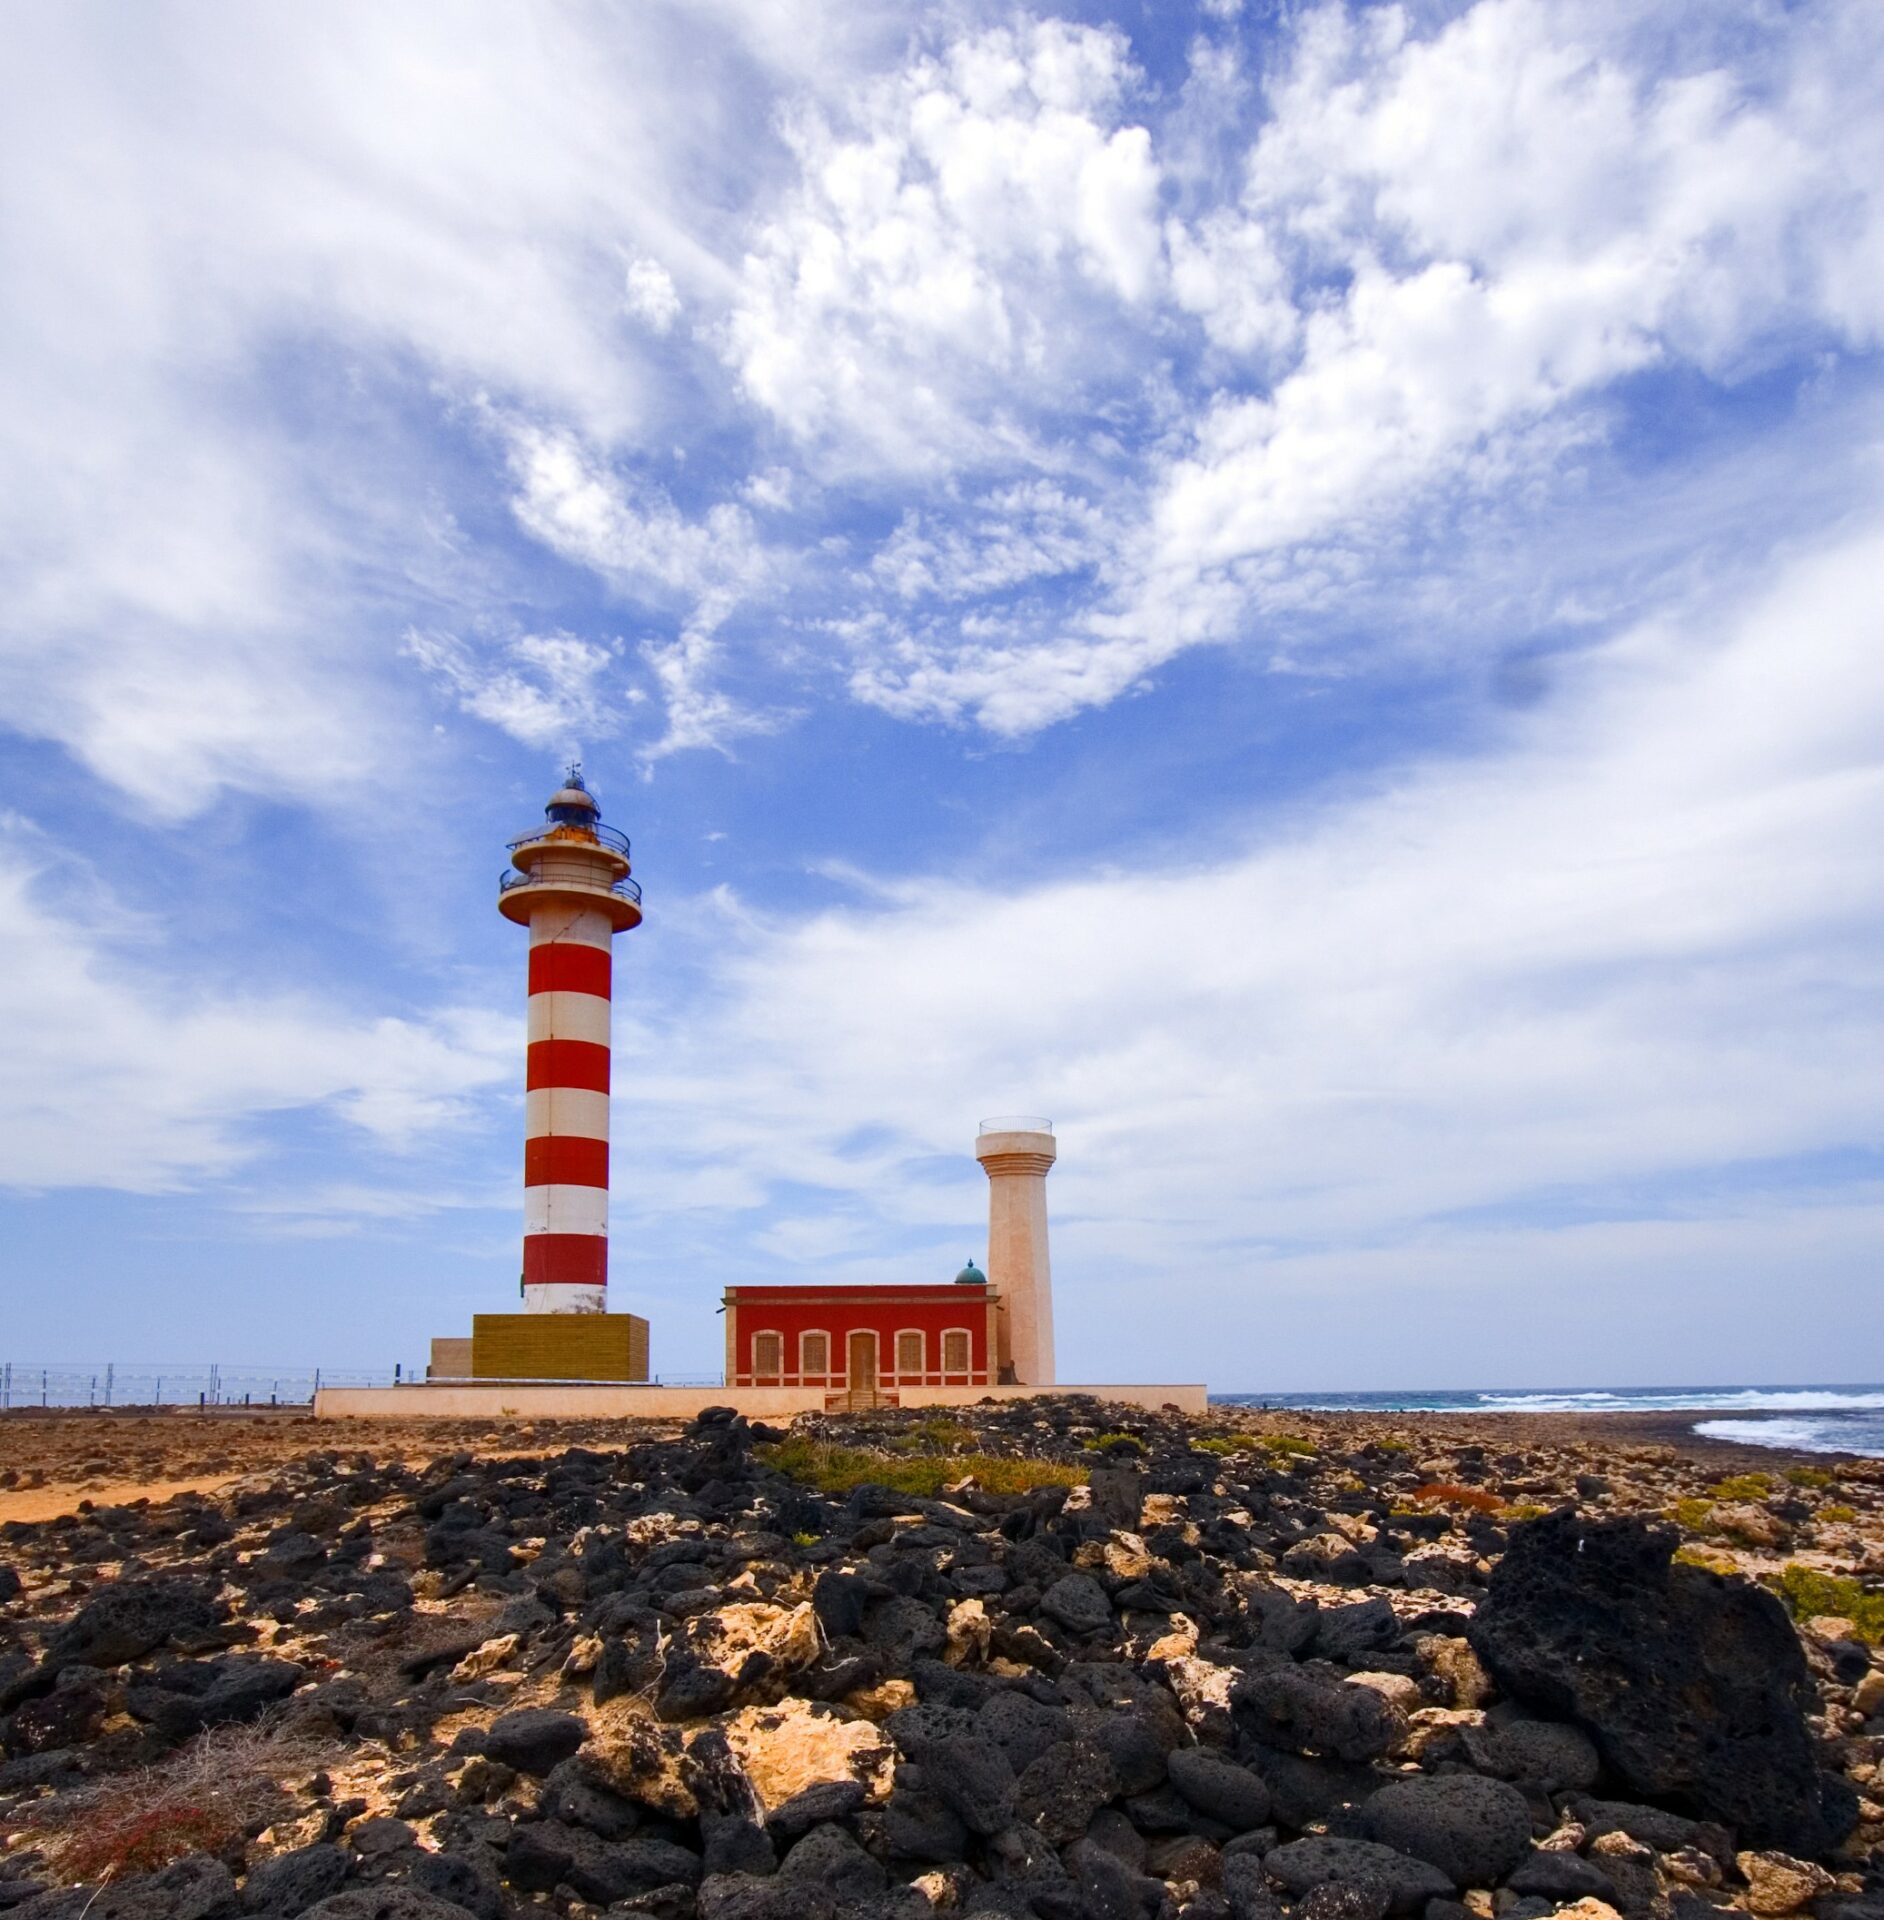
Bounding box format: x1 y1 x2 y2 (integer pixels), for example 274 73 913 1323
312 1379 1208 1419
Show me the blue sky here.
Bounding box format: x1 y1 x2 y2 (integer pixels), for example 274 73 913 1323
3 0 1882 1389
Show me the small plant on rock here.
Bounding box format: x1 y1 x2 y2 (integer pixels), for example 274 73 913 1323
1818 1503 1857 1525
1669 1496 1718 1534
1259 1435 1316 1458
760 1435 1085 1499
1771 1564 1884 1644
1709 1472 1776 1500
1785 1466 1835 1489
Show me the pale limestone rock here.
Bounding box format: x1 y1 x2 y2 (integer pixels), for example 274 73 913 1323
562 1634 603 1678
1854 1668 1884 1716
1714 1504 1788 1549
912 1864 973 1908
721 1699 894 1814
945 1597 992 1668
1401 1705 1485 1761
1662 1847 1723 1889
1346 1670 1424 1713
1144 1615 1199 1663
1417 1634 1493 1707
844 1678 917 1720
450 1633 521 1682
1736 1851 1837 1915
1103 1534 1156 1581
1551 1902 1623 1920
1324 1512 1379 1546
680 1601 820 1675
1164 1654 1237 1743
584 1704 698 1815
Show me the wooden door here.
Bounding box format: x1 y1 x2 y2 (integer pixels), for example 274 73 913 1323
847 1330 877 1392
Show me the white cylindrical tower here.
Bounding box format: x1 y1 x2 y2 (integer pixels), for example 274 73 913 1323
975 1117 1057 1385
497 769 641 1314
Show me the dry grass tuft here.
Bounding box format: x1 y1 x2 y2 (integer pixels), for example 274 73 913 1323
761 1435 1085 1499
18 1714 336 1886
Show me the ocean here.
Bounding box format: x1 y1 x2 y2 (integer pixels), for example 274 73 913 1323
1207 1385 1884 1458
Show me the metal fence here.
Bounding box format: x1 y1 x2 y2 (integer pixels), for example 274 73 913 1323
0 1362 410 1409
0 1363 728 1408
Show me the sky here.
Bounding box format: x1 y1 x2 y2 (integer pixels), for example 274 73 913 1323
2 0 1882 1391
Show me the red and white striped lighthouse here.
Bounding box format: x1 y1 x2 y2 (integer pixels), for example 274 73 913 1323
498 769 642 1314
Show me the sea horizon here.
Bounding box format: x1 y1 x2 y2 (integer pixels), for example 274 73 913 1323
1209 1382 1884 1458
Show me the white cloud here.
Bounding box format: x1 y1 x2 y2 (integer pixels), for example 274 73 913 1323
613 519 1884 1342
725 20 1162 470
625 257 683 334
840 0 1884 737
0 826 514 1195
404 627 621 752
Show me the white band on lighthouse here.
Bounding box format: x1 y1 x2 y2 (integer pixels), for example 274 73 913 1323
500 773 640 1318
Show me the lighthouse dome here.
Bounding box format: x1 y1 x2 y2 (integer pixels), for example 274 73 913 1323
545 771 600 826
955 1257 987 1286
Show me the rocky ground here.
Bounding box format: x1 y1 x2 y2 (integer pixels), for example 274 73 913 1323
0 1400 1879 1920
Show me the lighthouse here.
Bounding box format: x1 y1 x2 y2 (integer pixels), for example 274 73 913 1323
497 768 641 1314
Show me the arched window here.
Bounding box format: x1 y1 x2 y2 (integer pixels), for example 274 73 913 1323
941 1328 971 1375
895 1329 925 1377
800 1330 830 1379
752 1331 783 1379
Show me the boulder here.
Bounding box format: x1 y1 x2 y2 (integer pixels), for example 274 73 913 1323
300 1893 479 1920
38 1579 218 1680
1461 1714 1600 1792
1468 1511 1856 1853
481 1708 585 1777
1167 1748 1272 1831
720 1699 894 1815
1736 1851 1838 1916
1358 1774 1533 1888
243 1843 351 1913
1262 1837 1453 1913
1039 1574 1112 1635
1232 1668 1404 1763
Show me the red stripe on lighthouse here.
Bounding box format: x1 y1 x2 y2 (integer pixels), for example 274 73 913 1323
526 1039 611 1093
524 1136 609 1189
529 944 613 999
523 1234 608 1292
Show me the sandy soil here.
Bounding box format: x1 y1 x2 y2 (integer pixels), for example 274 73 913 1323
2 1401 1873 1527
0 1409 691 1524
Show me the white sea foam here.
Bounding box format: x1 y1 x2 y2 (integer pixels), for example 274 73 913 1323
1693 1415 1884 1456
1474 1388 1884 1413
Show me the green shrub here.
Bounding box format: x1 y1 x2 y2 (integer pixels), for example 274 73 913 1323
1674 1546 1738 1575
1191 1436 1241 1456
1259 1435 1316 1458
1785 1466 1835 1489
1771 1564 1884 1644
1089 1431 1148 1458
1669 1497 1717 1533
1709 1472 1775 1500
1819 1504 1857 1524
760 1436 1085 1500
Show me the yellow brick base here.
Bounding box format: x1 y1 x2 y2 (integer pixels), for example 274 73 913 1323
471 1312 649 1382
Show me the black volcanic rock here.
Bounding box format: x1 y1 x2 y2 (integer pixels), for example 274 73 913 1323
1468 1509 1857 1854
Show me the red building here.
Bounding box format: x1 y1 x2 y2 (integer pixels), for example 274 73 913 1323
723 1282 999 1401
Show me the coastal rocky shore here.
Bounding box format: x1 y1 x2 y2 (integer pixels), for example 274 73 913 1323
0 1400 1879 1920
